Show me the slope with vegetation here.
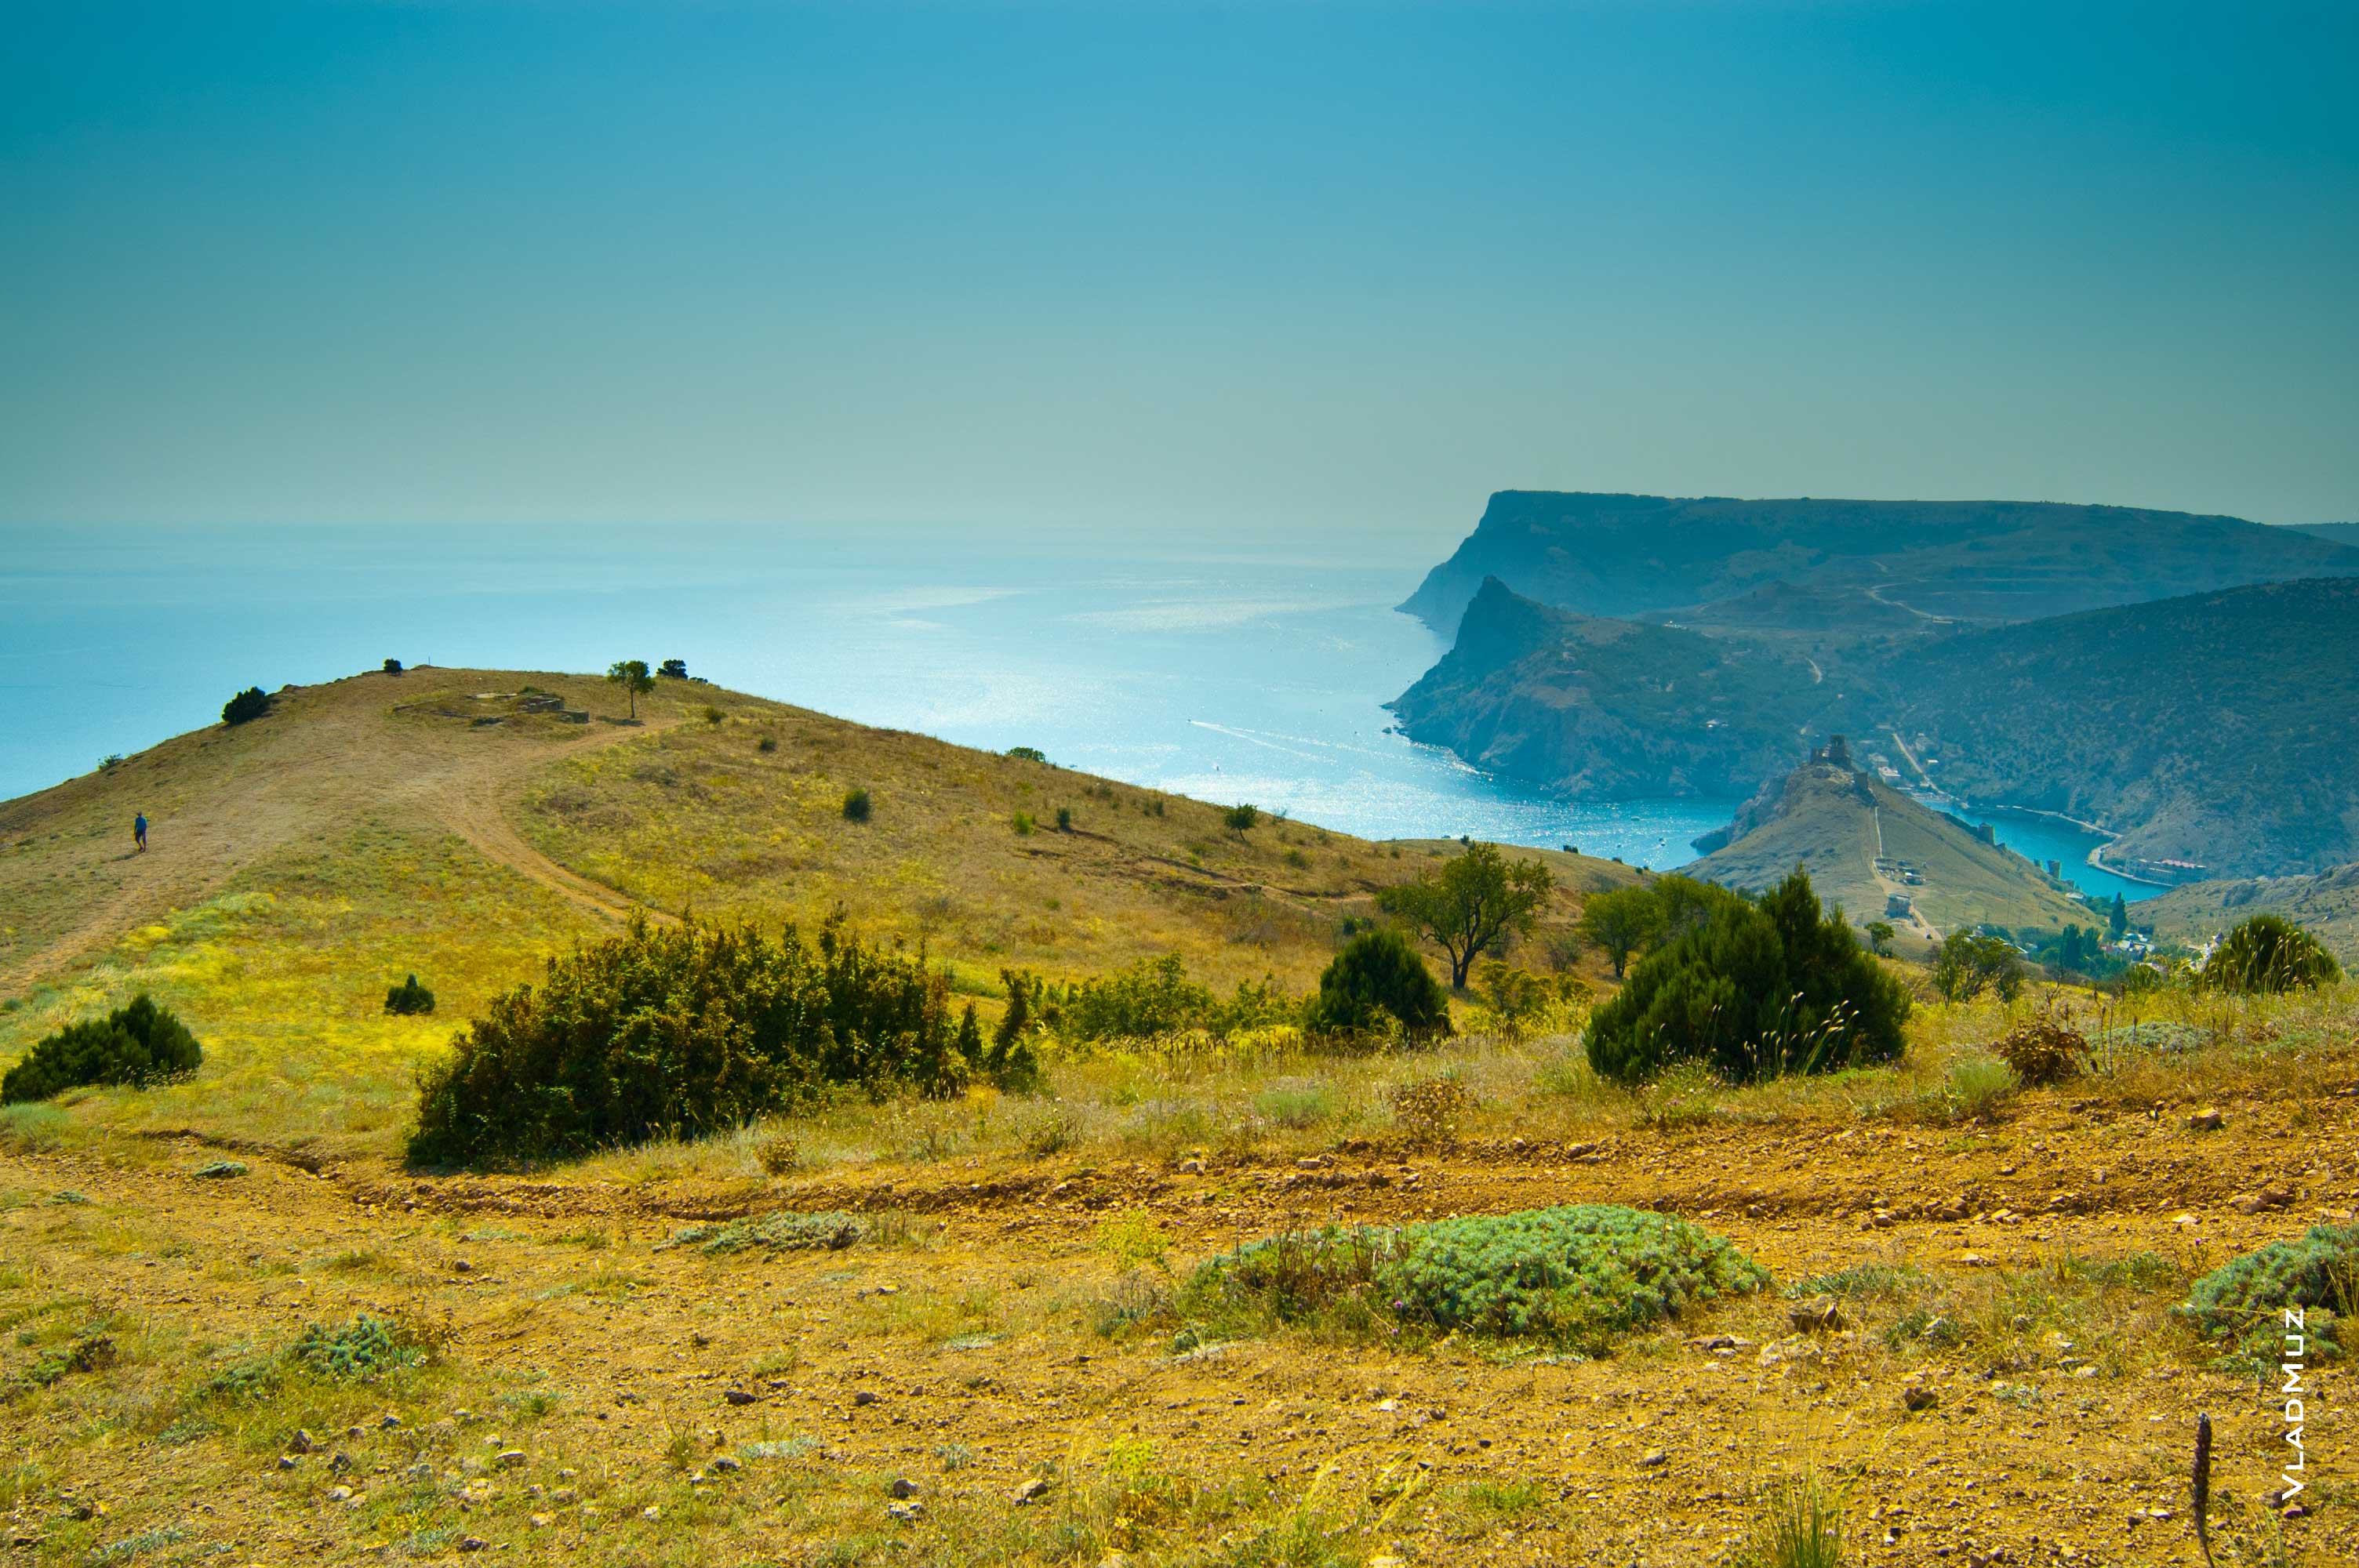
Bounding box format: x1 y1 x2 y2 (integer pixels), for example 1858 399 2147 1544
2143 861 2359 967
1683 753 2089 938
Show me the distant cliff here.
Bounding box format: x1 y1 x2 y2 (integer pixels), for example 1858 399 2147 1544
1396 575 2359 879
1401 491 2359 631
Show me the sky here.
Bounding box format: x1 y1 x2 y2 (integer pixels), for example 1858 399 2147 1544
3 1 2354 539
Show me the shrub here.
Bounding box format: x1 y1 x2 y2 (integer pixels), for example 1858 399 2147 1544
667 1210 865 1254
1389 1076 1468 1146
381 659 403 674
383 974 437 1016
2 994 202 1103
841 786 873 823
701 704 725 727
1012 811 1037 836
1993 1011 2089 1086
1926 1054 2017 1123
1586 869 1909 1084
1747 1472 1845 1568
1223 804 1260 832
658 658 689 680
2177 1223 2358 1374
406 914 975 1167
1931 932 2025 1002
1005 746 1047 763
1253 1080 1335 1130
220 686 271 725
1305 928 1449 1041
2201 915 2342 994
1062 955 1216 1042
1186 1203 1767 1352
757 735 778 753
1056 806 1073 832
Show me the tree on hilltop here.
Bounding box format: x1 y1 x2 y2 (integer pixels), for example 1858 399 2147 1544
606 659 654 719
1577 885 1665 978
1379 840 1552 988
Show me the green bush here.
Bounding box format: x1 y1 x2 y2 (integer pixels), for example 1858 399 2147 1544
383 974 437 1016
1056 806 1074 832
220 686 271 725
1586 869 1909 1084
2201 914 2342 994
2176 1223 2357 1373
1305 928 1449 1040
1062 954 1216 1041
289 1315 426 1381
2 994 202 1103
1186 1203 1766 1352
1223 803 1260 831
1005 746 1047 763
1931 932 2026 1001
407 914 983 1167
841 786 873 823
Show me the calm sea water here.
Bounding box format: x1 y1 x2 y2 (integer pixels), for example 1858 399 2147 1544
1938 806 2161 906
0 524 1736 869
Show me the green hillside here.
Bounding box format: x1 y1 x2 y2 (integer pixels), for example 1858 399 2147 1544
1683 753 2090 938
1401 490 2359 630
2143 862 2359 966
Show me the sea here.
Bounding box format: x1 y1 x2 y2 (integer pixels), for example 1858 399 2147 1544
0 522 2147 896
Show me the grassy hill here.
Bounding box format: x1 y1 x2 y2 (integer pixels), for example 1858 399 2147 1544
0 667 1637 1156
1684 755 2090 938
1401 489 2359 630
2143 862 2359 966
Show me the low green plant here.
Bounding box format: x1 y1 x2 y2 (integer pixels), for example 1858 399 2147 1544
2 994 202 1104
289 1314 427 1381
1252 1080 1334 1130
383 973 437 1016
841 786 873 823
1185 1203 1768 1352
2176 1223 2358 1373
1012 810 1037 836
1993 1011 2088 1086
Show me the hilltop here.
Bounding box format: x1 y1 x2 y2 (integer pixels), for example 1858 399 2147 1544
1683 750 2090 938
2143 862 2359 966
1400 489 2359 631
0 667 1637 1152
1397 575 2359 877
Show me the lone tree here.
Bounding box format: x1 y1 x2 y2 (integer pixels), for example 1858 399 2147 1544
657 658 689 680
1305 927 1450 1040
1576 885 1665 978
1864 920 1896 956
606 659 654 719
221 686 271 725
1378 840 1553 988
2108 892 2128 938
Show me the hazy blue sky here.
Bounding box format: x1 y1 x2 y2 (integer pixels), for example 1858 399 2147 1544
4 2 2354 537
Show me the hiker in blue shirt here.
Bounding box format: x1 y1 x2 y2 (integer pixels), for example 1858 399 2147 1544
134 812 147 852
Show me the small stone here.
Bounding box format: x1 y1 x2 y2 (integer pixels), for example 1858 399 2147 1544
277 1456 299 1472
1902 1386 1939 1411
452 1258 474 1273
852 1389 881 1407
723 1389 759 1406
711 1456 742 1474
1637 1449 1667 1468
1012 1478 1051 1504
380 1414 402 1430
2284 1503 2309 1519
886 1501 924 1522
529 1513 553 1528
494 1450 526 1469
642 1505 660 1521
2189 1108 2224 1131
889 1478 918 1499
1789 1298 1846 1332
329 1486 354 1502
459 1538 488 1553
289 1429 319 1454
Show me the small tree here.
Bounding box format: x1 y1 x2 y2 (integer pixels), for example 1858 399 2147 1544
1931 932 2025 1002
605 659 654 719
987 971 1042 1091
1305 928 1450 1040
382 659 404 675
1577 885 1665 979
657 658 689 680
383 975 437 1015
1864 920 1896 956
1379 840 1553 988
841 787 873 823
221 687 271 725
1223 804 1261 832
1005 746 1048 764
2108 892 2128 939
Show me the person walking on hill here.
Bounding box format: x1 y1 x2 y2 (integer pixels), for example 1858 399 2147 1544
133 812 147 853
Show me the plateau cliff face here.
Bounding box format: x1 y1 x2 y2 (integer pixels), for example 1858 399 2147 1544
1400 491 2359 632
